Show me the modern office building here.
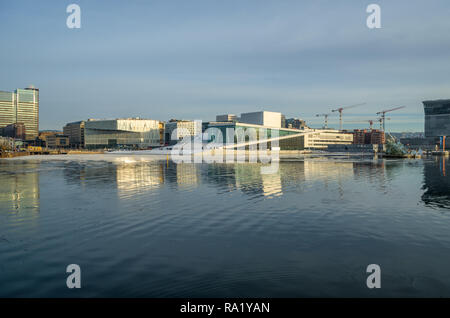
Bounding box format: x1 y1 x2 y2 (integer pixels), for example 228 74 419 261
46 134 69 148
240 111 282 128
216 114 237 122
0 123 26 139
63 121 86 148
352 129 385 145
84 118 161 149
0 86 39 140
423 99 450 137
285 118 307 130
164 120 202 145
302 129 354 149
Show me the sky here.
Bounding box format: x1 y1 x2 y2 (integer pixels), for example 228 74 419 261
1 0 449 132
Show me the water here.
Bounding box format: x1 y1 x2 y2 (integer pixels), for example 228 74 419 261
0 154 450 297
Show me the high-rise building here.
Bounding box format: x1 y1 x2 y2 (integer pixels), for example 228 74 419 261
0 86 39 140
423 99 450 137
63 121 86 148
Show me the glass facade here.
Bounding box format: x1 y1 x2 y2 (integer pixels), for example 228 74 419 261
0 87 39 140
85 119 161 149
423 100 450 137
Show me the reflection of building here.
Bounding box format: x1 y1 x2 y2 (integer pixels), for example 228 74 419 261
116 162 164 198
0 163 40 213
423 99 450 137
0 86 39 140
63 121 85 148
422 157 450 209
303 160 354 181
165 120 202 145
85 118 161 149
176 164 199 187
261 173 283 197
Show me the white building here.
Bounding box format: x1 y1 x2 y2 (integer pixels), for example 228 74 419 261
304 129 353 149
240 111 282 128
84 118 161 148
164 120 202 145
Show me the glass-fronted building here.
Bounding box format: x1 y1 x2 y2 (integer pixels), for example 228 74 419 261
0 86 39 140
423 99 450 137
85 118 161 149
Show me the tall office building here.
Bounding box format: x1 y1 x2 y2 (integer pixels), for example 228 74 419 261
423 99 450 137
63 120 86 148
0 86 39 140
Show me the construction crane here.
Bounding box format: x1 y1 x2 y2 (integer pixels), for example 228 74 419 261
376 106 405 131
315 113 331 129
332 103 366 131
346 119 375 130
377 117 390 130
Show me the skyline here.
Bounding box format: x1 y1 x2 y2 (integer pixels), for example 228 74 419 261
1 1 450 131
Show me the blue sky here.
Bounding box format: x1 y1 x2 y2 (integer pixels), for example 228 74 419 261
1 0 449 131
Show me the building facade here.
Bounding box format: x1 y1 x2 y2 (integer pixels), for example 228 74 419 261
240 111 282 128
423 99 450 137
63 121 85 148
164 120 202 145
285 118 306 130
0 123 26 139
85 118 161 149
352 129 385 145
303 130 353 149
46 134 69 148
205 122 353 150
216 114 237 122
0 86 39 140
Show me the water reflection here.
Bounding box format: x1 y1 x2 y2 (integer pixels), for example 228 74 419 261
116 163 164 199
59 159 375 199
422 157 450 209
0 162 40 214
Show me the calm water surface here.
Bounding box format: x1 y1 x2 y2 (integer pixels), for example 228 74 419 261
0 155 449 297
